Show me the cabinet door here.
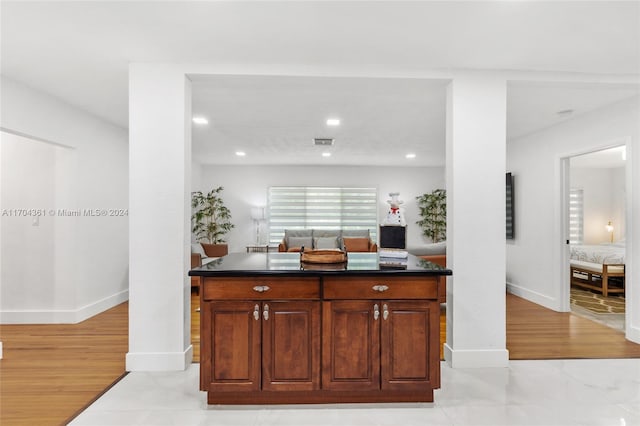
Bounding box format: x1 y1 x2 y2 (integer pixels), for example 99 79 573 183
203 301 261 392
322 301 380 391
262 301 321 391
380 300 440 391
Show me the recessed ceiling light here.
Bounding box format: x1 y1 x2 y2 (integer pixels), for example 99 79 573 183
322 152 331 157
192 116 209 125
326 118 340 126
406 153 416 159
235 151 246 157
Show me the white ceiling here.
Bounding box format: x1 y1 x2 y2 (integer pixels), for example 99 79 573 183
2 1 639 167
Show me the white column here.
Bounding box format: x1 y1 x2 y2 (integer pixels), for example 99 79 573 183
444 74 509 368
127 65 192 371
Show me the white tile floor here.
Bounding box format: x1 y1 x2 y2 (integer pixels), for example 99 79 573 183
70 359 640 426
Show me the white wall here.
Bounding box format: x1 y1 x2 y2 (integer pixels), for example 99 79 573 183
1 133 67 309
571 166 626 244
0 77 129 323
195 164 445 252
507 96 639 318
612 166 626 240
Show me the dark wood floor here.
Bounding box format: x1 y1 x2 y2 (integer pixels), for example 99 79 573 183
2 292 640 425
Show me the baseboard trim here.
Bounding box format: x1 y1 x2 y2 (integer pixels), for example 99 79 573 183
444 344 509 368
506 282 561 311
0 290 129 324
75 290 129 323
626 324 640 344
126 345 193 371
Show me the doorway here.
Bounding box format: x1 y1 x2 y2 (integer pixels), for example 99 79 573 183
565 145 627 332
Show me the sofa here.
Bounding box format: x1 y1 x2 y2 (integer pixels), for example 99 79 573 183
278 229 377 253
190 243 229 288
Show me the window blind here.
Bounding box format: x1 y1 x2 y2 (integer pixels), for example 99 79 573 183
268 186 378 245
569 188 584 244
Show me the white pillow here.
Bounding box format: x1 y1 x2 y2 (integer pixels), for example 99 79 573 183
314 236 339 249
191 243 207 257
288 236 313 249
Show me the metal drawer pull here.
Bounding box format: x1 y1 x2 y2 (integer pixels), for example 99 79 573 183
383 304 389 320
372 284 389 292
373 304 380 321
253 304 260 321
263 304 269 321
253 285 271 293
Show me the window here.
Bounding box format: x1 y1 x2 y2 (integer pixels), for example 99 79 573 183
569 188 584 244
268 186 378 245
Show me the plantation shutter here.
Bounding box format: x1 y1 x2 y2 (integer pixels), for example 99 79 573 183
268 187 378 245
569 188 584 244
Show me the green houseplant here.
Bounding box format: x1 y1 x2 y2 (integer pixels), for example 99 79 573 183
191 186 234 244
416 189 446 243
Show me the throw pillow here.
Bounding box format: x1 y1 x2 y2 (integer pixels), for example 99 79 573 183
191 243 207 257
288 236 312 250
343 237 370 252
285 229 313 245
314 237 339 249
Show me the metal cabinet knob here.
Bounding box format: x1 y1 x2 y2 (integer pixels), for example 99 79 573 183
253 304 260 321
372 284 389 292
253 285 271 293
373 304 380 321
383 304 389 320
263 304 270 321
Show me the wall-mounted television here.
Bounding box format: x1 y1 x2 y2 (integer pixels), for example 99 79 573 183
506 172 515 240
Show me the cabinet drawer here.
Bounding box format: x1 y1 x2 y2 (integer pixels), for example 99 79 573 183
203 277 320 300
323 276 439 300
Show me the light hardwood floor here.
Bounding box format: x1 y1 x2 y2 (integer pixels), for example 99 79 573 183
2 292 640 425
0 302 128 426
507 293 640 359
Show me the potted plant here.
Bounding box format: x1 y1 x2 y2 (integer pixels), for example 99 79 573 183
191 186 234 255
416 189 446 243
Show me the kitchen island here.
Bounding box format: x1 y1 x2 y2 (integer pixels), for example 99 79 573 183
189 252 451 404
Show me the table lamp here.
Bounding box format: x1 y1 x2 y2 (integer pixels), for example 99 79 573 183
605 221 614 243
251 207 265 244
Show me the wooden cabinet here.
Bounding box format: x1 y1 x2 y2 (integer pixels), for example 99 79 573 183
200 300 320 394
380 301 439 391
322 279 440 394
262 301 320 392
200 274 442 404
322 300 439 392
201 301 260 392
321 301 380 391
200 277 321 401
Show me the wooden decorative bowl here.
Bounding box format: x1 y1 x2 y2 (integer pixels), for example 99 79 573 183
300 249 347 264
300 261 347 271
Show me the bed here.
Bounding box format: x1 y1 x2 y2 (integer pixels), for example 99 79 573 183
570 243 625 297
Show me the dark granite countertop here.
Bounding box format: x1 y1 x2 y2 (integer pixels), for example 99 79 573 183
189 252 452 277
